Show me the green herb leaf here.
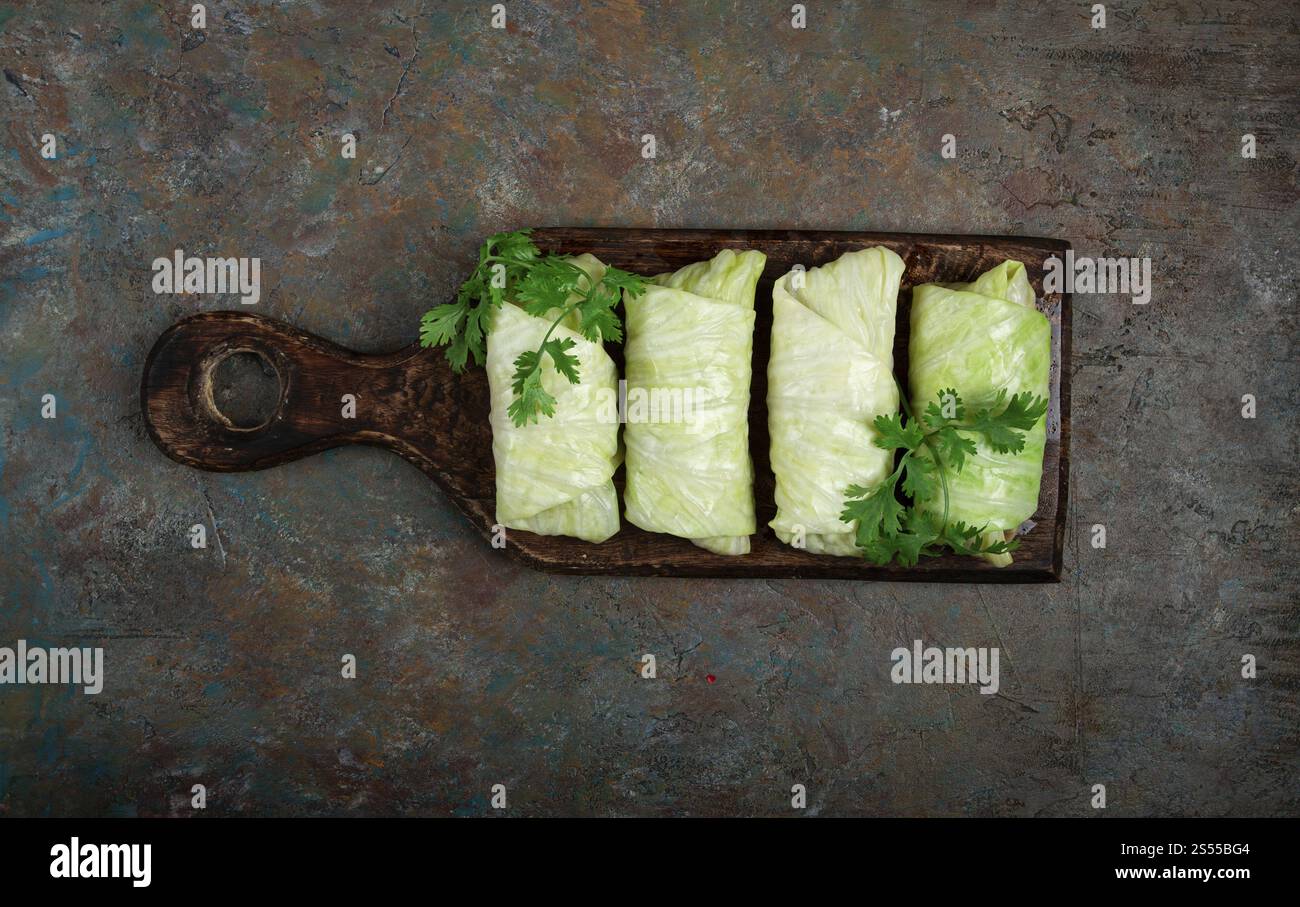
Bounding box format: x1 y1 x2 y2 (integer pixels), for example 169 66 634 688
516 257 584 317
419 302 467 348
508 353 557 425
923 387 965 426
892 510 940 567
930 425 978 472
941 521 1020 557
842 475 905 547
491 230 541 266
872 413 925 451
418 230 539 371
900 452 938 500
419 230 647 425
573 281 623 344
841 384 1047 567
965 390 1050 454
601 265 650 297
541 337 581 385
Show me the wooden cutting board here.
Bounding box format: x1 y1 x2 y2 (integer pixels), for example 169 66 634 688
140 228 1071 582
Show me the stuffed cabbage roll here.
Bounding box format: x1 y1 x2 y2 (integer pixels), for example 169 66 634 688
909 260 1051 563
488 253 620 543
622 249 766 555
768 247 905 555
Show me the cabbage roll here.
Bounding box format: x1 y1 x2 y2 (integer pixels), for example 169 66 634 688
622 249 766 555
488 254 620 543
909 260 1051 563
768 247 905 555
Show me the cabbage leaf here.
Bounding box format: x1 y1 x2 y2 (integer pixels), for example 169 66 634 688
623 249 765 555
488 254 621 543
908 260 1051 539
768 247 905 555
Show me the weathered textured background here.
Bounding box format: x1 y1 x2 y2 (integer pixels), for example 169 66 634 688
1 0 1297 817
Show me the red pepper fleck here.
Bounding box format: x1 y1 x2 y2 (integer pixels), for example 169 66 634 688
706 674 716 684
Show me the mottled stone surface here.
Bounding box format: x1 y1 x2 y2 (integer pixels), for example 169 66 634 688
1 1 1296 816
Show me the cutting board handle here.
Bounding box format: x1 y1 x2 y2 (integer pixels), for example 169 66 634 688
140 311 432 472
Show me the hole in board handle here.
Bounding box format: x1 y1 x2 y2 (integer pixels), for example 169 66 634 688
200 348 284 432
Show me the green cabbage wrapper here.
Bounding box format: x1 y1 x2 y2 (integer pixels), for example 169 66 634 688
488 253 621 543
768 247 904 555
909 260 1051 538
623 249 765 555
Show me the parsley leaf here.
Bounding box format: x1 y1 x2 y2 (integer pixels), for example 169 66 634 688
841 467 906 565
872 413 925 451
930 426 978 473
923 388 965 426
574 279 624 344
964 389 1050 454
507 362 557 426
419 302 467 348
516 256 583 317
900 452 938 500
419 230 540 371
539 337 580 385
892 510 941 567
418 230 648 426
507 258 641 426
941 521 1020 557
840 384 1048 567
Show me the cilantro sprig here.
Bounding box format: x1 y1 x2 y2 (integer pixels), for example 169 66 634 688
420 230 538 371
840 386 1048 566
419 230 646 426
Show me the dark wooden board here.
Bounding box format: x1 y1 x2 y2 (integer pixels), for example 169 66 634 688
140 228 1071 581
